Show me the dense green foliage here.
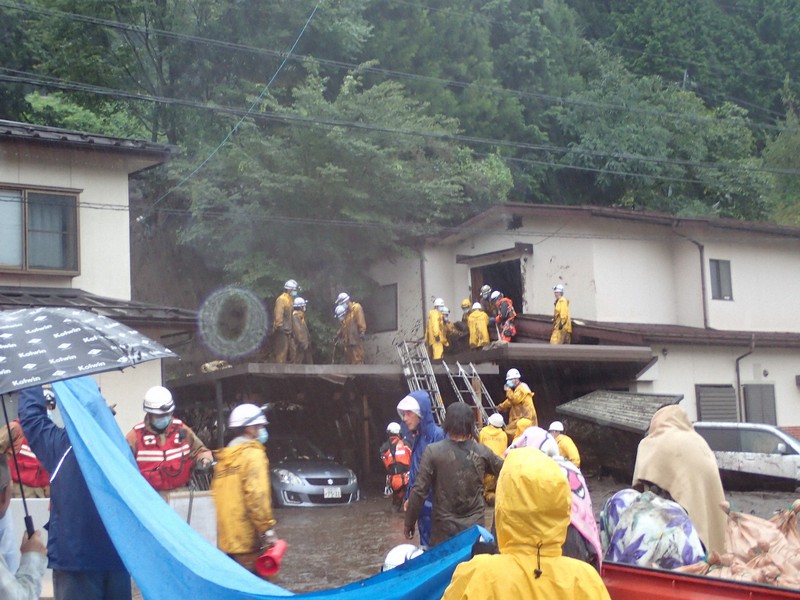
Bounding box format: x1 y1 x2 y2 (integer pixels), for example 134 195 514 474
2 0 800 304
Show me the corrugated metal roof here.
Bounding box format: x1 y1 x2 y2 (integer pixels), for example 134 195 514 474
0 286 195 327
556 390 684 434
0 119 177 158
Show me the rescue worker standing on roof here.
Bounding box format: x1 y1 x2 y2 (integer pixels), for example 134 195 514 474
496 368 537 441
442 447 611 600
550 283 572 344
272 279 299 363
380 422 412 512
468 302 490 350
125 386 213 494
425 298 448 360
491 290 517 342
335 292 367 364
212 404 277 577
290 297 313 364
549 421 581 467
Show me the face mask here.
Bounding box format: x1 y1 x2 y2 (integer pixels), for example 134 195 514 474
151 415 172 431
257 427 269 444
438 306 446 313
506 379 516 389
290 290 298 298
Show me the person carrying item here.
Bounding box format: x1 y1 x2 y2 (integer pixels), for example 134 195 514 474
380 422 412 511
404 403 504 547
549 421 581 468
496 368 537 441
0 418 49 499
550 283 572 344
442 447 611 600
0 454 47 600
397 391 445 548
212 403 277 577
490 291 517 342
19 385 132 599
478 413 508 505
272 279 299 363
335 292 367 364
446 300 471 355
478 285 496 318
632 404 727 554
290 297 312 364
425 298 448 360
467 302 490 350
125 386 213 494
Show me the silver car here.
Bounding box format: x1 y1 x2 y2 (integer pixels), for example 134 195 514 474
268 435 359 507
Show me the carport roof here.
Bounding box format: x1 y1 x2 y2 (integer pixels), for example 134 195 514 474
556 390 684 434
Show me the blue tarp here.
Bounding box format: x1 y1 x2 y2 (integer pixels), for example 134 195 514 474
53 377 483 599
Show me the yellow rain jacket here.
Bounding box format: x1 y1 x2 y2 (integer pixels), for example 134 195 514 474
497 382 537 435
212 439 276 555
479 425 508 458
425 309 447 359
467 309 490 349
273 292 293 333
443 448 611 600
555 433 581 468
551 296 572 344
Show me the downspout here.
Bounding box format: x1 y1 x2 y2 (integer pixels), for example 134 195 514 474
735 335 756 422
419 248 427 337
673 230 709 329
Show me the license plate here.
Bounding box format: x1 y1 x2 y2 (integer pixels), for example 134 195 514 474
323 487 342 499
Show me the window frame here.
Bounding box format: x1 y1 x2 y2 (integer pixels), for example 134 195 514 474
362 283 398 334
0 184 80 275
709 258 733 301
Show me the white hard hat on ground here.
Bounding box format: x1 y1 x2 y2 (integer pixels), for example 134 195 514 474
382 544 424 571
229 403 268 428
505 368 521 380
488 413 505 428
143 386 174 415
433 298 445 308
549 420 565 432
386 422 401 435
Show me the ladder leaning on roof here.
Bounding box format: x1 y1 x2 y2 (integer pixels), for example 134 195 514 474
396 340 446 424
442 361 497 425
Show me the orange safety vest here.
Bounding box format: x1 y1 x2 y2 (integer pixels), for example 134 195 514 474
381 436 411 492
132 419 193 491
8 423 50 488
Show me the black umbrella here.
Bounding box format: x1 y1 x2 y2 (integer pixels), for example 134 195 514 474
0 307 177 534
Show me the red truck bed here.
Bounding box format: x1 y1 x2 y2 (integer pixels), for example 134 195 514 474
602 562 800 599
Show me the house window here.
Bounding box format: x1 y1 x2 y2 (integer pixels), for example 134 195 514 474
696 384 738 421
709 259 732 300
0 188 78 273
743 384 777 425
363 284 398 333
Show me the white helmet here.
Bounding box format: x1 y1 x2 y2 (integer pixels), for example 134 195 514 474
143 386 174 415
505 368 521 380
480 284 491 298
336 292 350 305
386 422 401 435
382 544 424 572
549 420 564 432
229 403 268 428
284 279 298 291
293 297 307 309
553 283 564 293
441 306 450 315
334 304 347 320
490 291 502 301
472 302 481 310
433 297 445 308
488 413 505 428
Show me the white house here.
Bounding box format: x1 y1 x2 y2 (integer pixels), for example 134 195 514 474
366 203 800 432
0 119 194 431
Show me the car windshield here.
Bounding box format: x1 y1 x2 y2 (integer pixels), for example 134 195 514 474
268 437 325 462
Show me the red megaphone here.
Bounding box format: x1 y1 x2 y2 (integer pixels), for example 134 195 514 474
255 539 288 577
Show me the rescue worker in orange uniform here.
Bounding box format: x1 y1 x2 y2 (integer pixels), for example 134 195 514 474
490 290 517 342
425 298 448 360
379 422 412 511
335 292 367 364
272 279 299 363
125 386 213 494
290 297 312 364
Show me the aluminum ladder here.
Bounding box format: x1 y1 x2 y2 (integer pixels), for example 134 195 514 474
396 340 446 424
442 361 497 425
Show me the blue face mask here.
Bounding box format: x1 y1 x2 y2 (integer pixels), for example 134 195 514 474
257 427 269 444
290 290 298 298
151 415 172 431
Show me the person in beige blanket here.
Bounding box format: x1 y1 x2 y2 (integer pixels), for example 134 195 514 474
632 404 727 554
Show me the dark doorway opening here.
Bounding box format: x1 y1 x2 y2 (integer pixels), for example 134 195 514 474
470 260 523 312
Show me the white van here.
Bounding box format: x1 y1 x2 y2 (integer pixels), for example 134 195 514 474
693 422 800 490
